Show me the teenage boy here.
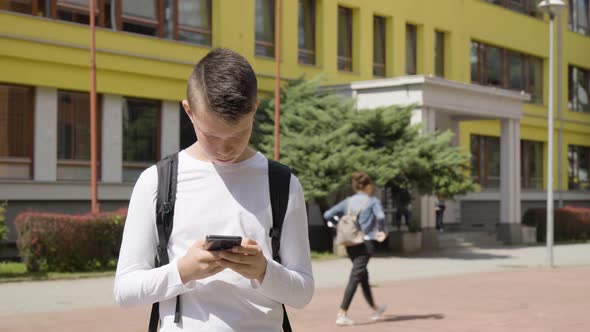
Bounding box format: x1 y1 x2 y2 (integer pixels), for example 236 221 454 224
114 48 314 331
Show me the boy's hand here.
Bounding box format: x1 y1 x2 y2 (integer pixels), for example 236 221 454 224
177 239 225 284
218 238 268 283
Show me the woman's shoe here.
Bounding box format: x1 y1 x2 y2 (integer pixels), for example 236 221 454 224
336 314 355 326
370 305 387 321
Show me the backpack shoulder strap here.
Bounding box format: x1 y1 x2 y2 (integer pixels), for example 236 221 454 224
267 159 291 263
155 152 179 265
149 152 180 332
267 158 293 332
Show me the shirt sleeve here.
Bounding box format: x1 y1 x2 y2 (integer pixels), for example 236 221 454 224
254 175 315 309
113 166 200 308
323 198 347 221
372 198 386 231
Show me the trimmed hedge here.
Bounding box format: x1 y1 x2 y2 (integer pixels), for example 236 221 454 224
0 204 7 242
15 209 127 272
522 205 590 242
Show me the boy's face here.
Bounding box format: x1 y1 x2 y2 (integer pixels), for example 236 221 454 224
182 98 258 165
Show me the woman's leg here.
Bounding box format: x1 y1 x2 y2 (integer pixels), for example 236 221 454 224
359 241 376 308
339 244 364 311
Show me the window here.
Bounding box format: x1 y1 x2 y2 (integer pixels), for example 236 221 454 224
471 41 543 104
568 145 590 190
173 0 211 45
527 56 543 104
298 0 315 65
485 45 502 87
0 84 34 180
373 16 386 77
0 0 34 15
507 51 523 91
521 140 543 189
122 97 160 182
470 135 500 189
180 103 196 150
337 6 353 72
52 0 103 26
405 23 417 75
255 0 275 58
434 30 445 77
58 90 91 161
484 0 540 17
57 90 102 181
569 0 590 36
117 0 163 37
568 65 590 113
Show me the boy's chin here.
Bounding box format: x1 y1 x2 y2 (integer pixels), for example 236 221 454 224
212 157 236 165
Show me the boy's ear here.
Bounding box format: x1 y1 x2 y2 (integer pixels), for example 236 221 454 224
182 100 193 122
254 99 260 112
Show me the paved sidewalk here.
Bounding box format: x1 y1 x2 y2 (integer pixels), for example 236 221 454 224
1 243 589 331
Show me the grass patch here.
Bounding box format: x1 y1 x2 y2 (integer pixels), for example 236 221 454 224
0 251 338 283
0 262 115 283
311 251 337 261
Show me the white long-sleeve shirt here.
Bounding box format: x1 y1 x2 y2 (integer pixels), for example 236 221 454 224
114 150 314 331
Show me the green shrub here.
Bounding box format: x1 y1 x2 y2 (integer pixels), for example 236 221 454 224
522 206 590 242
0 203 7 242
15 209 127 272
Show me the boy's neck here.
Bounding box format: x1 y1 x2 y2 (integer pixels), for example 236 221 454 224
186 142 258 164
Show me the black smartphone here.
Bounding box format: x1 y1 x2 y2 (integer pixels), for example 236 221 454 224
205 235 243 251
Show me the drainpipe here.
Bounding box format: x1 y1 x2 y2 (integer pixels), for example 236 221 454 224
274 0 282 161
90 0 99 214
556 13 564 208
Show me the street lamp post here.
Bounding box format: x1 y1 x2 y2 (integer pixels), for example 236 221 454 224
537 0 565 268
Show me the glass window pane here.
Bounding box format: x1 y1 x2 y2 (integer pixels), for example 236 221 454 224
123 98 159 163
485 46 502 87
571 66 590 112
528 57 543 104
338 7 352 71
508 52 523 90
486 136 501 188
178 0 210 29
568 145 590 190
178 29 211 45
0 0 32 14
122 0 157 20
298 0 315 65
58 0 98 9
0 84 34 159
406 24 417 75
435 31 445 77
255 0 275 57
470 135 480 184
521 140 543 189
373 16 386 76
470 42 480 83
58 91 91 160
577 0 589 34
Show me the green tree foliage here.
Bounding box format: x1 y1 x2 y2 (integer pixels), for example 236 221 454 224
252 78 475 206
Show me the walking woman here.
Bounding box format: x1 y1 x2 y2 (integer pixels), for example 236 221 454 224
324 172 387 326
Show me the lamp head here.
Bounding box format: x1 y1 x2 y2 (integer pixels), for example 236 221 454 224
537 0 566 16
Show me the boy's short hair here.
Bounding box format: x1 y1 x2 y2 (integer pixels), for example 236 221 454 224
187 48 258 122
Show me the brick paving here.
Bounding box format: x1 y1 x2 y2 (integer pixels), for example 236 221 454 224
1 267 589 332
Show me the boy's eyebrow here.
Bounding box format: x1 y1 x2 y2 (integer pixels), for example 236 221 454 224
198 124 250 138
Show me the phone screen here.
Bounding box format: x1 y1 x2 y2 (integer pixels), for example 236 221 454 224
205 235 242 251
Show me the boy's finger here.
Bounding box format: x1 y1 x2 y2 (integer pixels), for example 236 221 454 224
220 251 254 264
200 250 223 261
242 238 258 246
219 259 245 273
231 244 261 255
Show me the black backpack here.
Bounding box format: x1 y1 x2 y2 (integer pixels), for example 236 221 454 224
148 152 293 332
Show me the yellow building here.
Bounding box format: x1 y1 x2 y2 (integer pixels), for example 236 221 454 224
1 0 589 250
